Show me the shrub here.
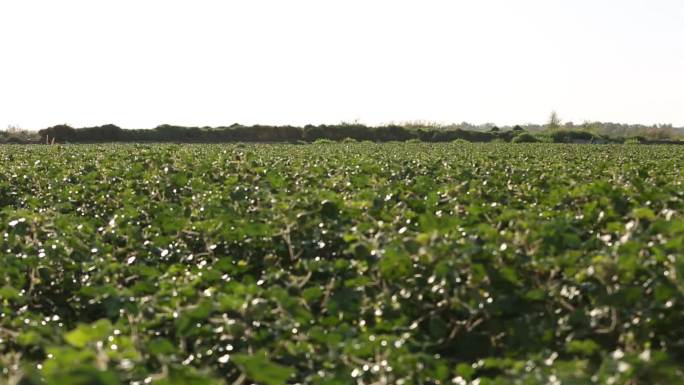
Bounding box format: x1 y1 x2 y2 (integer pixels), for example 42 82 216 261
313 138 335 144
38 124 76 143
512 133 539 143
550 130 595 143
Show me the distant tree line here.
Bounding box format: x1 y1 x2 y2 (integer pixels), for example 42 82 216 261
1 122 682 144
28 123 632 144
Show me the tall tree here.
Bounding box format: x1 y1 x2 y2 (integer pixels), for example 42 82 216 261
547 111 561 130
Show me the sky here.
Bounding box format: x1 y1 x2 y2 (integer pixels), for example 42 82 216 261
1 0 683 130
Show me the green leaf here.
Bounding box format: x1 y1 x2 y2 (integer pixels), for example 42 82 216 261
302 287 323 301
525 289 546 301
233 351 294 385
456 362 475 379
567 339 601 356
47 367 121 385
64 320 112 348
148 338 177 355
0 285 20 301
632 207 656 221
379 246 412 279
17 331 41 346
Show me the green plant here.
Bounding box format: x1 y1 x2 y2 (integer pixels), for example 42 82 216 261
313 138 335 144
512 133 539 143
1 143 683 384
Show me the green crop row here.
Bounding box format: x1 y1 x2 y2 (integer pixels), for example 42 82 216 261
1 142 683 385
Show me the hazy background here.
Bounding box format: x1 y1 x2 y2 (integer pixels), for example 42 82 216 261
1 0 683 130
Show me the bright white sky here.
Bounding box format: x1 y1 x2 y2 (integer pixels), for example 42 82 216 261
1 0 683 130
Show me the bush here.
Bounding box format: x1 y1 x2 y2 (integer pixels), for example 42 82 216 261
512 133 539 143
313 138 335 144
39 124 76 143
3 136 27 144
549 130 596 143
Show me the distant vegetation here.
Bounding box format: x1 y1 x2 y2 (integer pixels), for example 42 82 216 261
0 125 36 144
1 121 682 144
